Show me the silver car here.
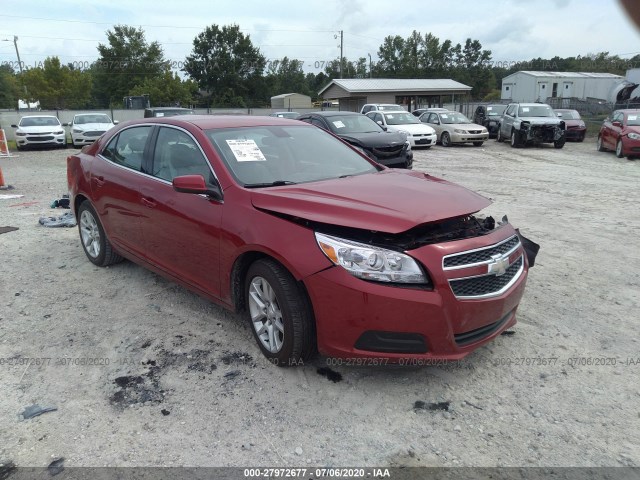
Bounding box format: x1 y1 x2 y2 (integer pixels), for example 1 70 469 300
419 111 489 147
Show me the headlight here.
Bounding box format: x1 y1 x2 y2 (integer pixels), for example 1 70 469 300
454 129 468 134
16 132 26 136
54 130 64 135
397 129 411 139
481 128 488 133
315 232 428 284
72 128 83 133
578 121 585 128
628 132 640 140
405 140 411 151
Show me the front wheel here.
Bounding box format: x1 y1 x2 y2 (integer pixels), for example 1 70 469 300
245 259 315 366
77 201 123 267
510 130 521 148
596 136 606 152
616 139 624 158
496 126 504 143
554 138 565 149
441 132 452 147
473 141 484 147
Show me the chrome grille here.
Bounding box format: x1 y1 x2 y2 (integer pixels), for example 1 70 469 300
449 256 524 299
443 235 520 269
84 130 106 137
371 145 404 158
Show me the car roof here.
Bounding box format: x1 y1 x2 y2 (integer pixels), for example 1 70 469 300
307 111 362 117
20 115 58 118
618 109 640 114
120 115 306 130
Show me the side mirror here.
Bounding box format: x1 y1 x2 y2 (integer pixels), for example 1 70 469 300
11 124 17 128
62 122 70 126
612 121 622 128
172 175 222 201
113 120 119 125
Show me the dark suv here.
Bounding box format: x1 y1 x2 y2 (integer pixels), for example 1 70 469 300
473 104 507 138
298 111 413 168
497 103 565 148
144 107 196 118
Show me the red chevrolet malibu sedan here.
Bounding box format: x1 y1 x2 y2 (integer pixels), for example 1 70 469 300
67 115 535 365
597 109 640 159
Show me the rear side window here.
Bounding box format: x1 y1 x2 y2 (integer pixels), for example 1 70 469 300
101 126 151 172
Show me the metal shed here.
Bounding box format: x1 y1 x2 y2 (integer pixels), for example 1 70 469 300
318 79 472 112
270 93 312 109
501 71 624 104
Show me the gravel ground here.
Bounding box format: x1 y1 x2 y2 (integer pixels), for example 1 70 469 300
0 137 639 469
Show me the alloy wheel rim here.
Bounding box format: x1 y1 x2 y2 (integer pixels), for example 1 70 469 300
617 141 622 156
248 276 284 353
80 210 101 258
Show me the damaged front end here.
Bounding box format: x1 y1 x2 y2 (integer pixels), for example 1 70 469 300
519 120 565 144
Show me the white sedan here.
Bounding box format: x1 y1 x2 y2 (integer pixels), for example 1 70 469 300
66 113 117 148
366 110 436 148
12 115 67 150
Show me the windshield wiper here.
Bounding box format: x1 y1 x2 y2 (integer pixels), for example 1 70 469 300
243 180 297 188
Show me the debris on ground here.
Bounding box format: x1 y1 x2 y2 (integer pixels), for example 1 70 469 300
50 195 70 209
413 401 450 411
316 367 343 383
161 409 170 416
223 370 241 379
38 212 77 228
501 331 516 336
0 193 21 199
0 226 19 235
47 458 64 476
20 404 58 420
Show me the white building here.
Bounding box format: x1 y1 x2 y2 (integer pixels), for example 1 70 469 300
270 93 312 110
501 71 624 104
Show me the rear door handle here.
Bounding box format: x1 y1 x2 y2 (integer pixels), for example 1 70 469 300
141 197 156 208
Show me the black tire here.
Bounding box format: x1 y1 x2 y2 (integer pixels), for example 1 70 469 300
577 134 584 143
77 201 123 267
554 138 565 149
441 132 452 147
15 143 23 151
473 141 484 147
496 126 504 143
510 129 521 148
616 139 624 158
596 136 606 152
245 259 315 366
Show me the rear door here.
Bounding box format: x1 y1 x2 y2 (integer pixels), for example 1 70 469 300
501 104 517 137
90 125 153 255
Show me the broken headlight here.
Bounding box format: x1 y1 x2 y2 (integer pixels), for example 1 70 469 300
315 232 428 284
628 132 640 140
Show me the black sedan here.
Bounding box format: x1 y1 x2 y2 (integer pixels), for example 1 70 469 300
297 111 413 168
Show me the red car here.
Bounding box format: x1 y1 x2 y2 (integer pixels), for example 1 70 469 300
67 116 536 365
597 109 640 159
555 109 586 142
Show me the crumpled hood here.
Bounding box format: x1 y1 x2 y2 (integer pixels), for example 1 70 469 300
519 117 563 126
250 170 491 234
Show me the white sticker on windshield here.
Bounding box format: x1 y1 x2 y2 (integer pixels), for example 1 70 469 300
441 114 448 118
226 139 266 162
332 120 345 128
156 113 165 117
487 106 493 111
522 107 530 112
628 115 638 121
387 115 394 119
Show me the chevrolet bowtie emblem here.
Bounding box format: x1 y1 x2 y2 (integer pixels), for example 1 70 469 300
487 253 510 276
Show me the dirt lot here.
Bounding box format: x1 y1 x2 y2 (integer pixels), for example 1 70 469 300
0 137 639 470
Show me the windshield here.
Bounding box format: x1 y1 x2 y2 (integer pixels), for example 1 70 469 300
327 115 383 134
378 104 403 111
627 113 640 126
518 105 555 117
384 112 420 125
440 112 471 124
486 105 507 116
206 125 379 186
556 110 579 120
19 117 60 127
75 114 112 124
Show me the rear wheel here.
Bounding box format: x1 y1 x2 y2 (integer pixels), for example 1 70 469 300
473 141 483 147
77 201 123 267
245 259 315 366
596 136 606 152
441 132 452 147
616 139 624 158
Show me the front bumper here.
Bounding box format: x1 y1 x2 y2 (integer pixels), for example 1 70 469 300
485 121 500 137
16 132 66 148
565 127 586 140
450 132 490 144
304 227 528 360
408 133 437 147
72 131 107 146
622 136 640 156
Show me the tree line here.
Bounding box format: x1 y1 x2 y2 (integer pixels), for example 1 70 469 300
0 24 637 110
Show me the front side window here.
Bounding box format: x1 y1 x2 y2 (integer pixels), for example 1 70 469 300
151 127 216 186
101 126 151 172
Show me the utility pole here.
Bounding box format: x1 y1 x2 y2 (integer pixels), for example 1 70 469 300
339 30 343 79
368 53 372 78
13 36 23 73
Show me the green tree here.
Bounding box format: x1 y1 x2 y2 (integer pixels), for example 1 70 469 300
130 70 197 107
0 65 20 108
266 56 310 97
92 25 165 107
184 24 266 107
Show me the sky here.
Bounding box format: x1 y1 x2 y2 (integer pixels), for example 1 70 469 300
0 0 639 76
